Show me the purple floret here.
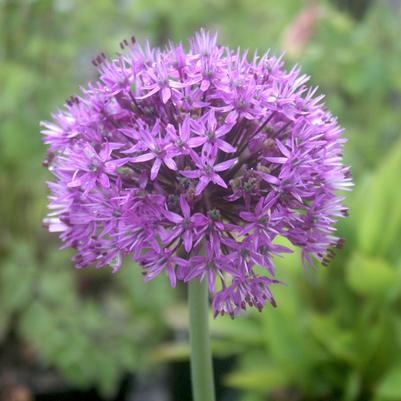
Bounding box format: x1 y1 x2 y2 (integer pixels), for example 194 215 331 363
42 30 352 318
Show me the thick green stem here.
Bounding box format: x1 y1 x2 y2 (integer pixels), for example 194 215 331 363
188 279 216 401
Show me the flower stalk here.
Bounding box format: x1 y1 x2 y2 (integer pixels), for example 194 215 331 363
188 278 216 401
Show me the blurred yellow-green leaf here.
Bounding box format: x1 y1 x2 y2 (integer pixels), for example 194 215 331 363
374 365 401 401
346 253 398 298
224 367 288 392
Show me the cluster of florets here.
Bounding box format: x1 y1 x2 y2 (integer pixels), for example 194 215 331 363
42 30 351 317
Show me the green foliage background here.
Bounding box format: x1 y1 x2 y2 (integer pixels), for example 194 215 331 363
1 0 401 400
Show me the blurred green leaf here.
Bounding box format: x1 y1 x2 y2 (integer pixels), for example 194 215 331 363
151 343 190 362
211 315 264 346
346 253 397 298
0 260 37 312
357 139 401 257
343 370 361 401
374 365 401 400
225 367 288 392
309 313 355 363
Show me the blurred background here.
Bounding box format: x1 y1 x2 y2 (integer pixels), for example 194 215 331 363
1 0 401 400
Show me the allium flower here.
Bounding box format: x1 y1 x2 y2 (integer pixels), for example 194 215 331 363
42 30 352 318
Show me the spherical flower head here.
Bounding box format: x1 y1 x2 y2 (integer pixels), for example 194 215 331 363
41 30 352 318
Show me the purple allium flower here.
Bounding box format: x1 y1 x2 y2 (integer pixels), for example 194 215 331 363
42 30 352 318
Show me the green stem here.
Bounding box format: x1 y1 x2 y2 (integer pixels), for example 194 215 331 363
188 279 216 401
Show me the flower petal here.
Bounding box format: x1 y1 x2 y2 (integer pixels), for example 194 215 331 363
195 176 211 195
180 195 191 218
211 173 227 188
136 86 160 100
216 139 236 153
131 153 155 163
180 169 202 179
214 158 237 172
187 136 207 148
150 158 162 180
164 156 177 170
183 230 193 252
163 210 183 224
161 87 171 103
200 79 210 92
